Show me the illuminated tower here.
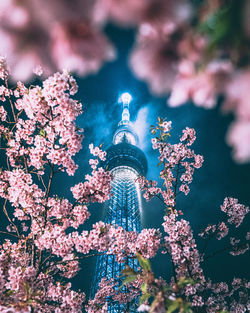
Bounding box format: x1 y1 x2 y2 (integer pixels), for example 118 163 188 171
91 93 147 312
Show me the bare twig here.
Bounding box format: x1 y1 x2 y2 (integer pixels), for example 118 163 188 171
2 198 20 237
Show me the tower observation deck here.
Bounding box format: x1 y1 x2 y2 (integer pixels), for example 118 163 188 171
91 93 147 312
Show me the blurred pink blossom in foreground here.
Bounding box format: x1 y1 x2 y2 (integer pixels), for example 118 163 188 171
0 0 115 81
0 0 250 163
128 0 250 164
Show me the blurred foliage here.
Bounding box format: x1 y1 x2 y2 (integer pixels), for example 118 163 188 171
121 253 196 313
196 0 250 66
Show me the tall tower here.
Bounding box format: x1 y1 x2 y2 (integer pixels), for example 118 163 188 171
91 93 147 312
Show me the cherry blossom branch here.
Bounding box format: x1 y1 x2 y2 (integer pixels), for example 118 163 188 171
0 230 21 239
46 163 54 199
203 240 249 262
173 160 181 210
38 174 48 195
5 78 16 123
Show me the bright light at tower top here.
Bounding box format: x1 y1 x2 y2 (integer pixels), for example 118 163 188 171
119 92 132 104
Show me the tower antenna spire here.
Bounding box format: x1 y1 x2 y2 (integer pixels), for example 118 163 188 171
114 92 138 145
119 92 132 125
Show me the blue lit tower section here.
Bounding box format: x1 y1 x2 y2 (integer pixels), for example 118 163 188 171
91 93 147 312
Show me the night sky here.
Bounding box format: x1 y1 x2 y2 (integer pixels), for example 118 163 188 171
50 24 250 301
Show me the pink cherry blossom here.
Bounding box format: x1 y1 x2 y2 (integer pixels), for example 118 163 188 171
169 60 232 108
0 56 9 80
227 119 250 163
163 214 204 282
220 197 249 228
33 65 43 76
50 21 115 77
141 121 203 210
71 167 112 203
0 1 116 81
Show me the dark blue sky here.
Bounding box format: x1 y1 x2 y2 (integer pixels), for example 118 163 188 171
53 23 250 300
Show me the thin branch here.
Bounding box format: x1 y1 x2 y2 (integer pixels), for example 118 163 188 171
0 230 21 239
46 163 54 199
6 156 10 171
54 253 106 266
173 160 181 210
2 198 20 237
5 78 16 123
203 241 249 262
38 175 47 194
23 156 29 173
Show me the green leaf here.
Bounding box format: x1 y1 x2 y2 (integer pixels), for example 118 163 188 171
6 289 14 296
39 129 46 137
181 305 193 313
136 252 151 271
139 292 151 305
141 282 147 293
123 275 137 284
119 275 137 289
23 282 30 293
121 265 137 277
166 301 179 313
177 277 196 288
150 298 158 313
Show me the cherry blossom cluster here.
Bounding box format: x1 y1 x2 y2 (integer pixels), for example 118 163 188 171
138 208 250 312
199 197 249 249
86 277 141 313
199 222 229 241
0 64 117 311
0 195 103 310
89 144 107 170
73 222 161 262
199 278 250 313
0 68 83 176
71 167 112 204
163 214 204 283
33 212 144 261
0 56 8 80
71 144 112 204
158 125 203 200
86 278 114 313
220 197 249 228
89 144 107 161
0 105 7 121
108 226 161 261
140 120 203 212
0 169 46 222
137 176 162 202
229 237 249 256
0 239 85 312
134 121 249 312
0 168 94 231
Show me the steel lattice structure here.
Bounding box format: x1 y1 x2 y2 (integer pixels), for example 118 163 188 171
91 93 147 312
